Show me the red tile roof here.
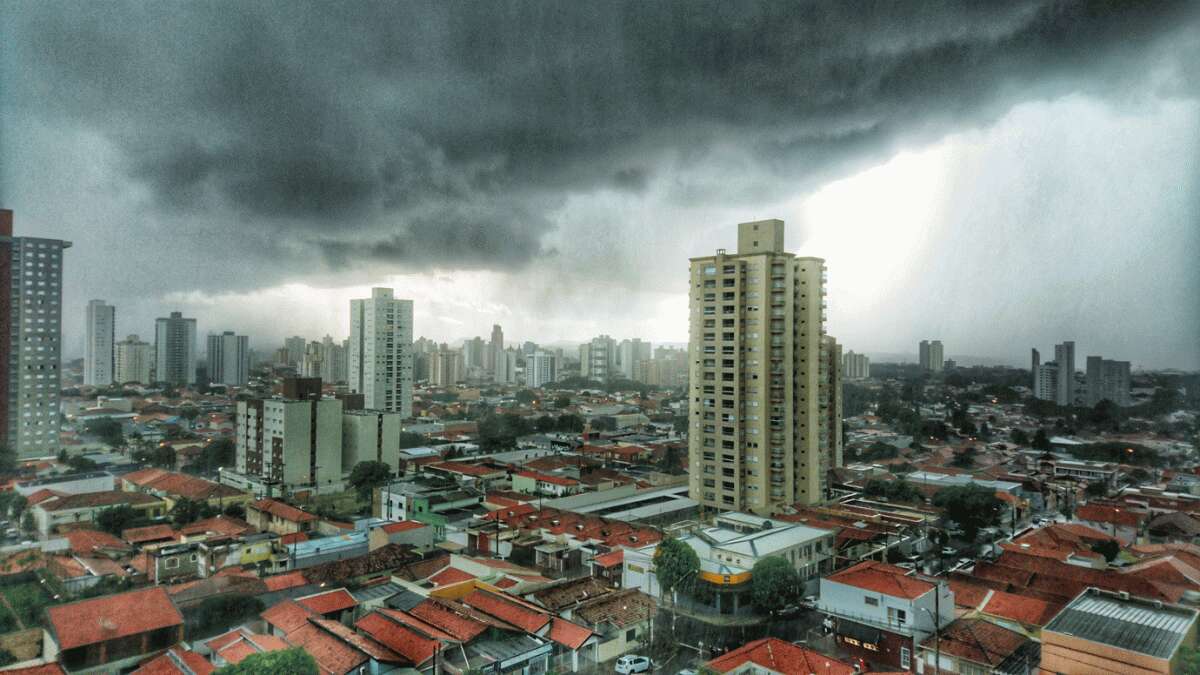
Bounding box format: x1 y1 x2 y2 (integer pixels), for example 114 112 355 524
179 515 254 537
312 618 403 664
356 612 439 666
515 470 580 487
286 622 369 674
924 618 1030 666
1076 503 1147 528
122 524 177 545
707 638 855 675
428 461 502 477
548 617 594 650
429 566 476 587
249 498 317 523
380 520 427 534
2 665 67 675
592 549 624 568
262 571 310 592
408 599 489 642
39 490 162 512
131 644 215 674
279 532 309 545
377 608 456 642
826 561 934 600
461 589 550 633
123 469 243 501
981 590 1063 627
47 586 183 651
64 528 131 554
297 588 357 615
261 599 316 635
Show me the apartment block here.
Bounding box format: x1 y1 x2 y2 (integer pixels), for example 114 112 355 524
207 330 250 387
687 218 828 514
842 350 870 379
0 209 71 458
342 409 402 472
235 378 344 491
84 299 115 386
918 339 943 373
349 288 413 416
821 335 843 470
155 311 197 386
115 334 153 385
1086 355 1132 407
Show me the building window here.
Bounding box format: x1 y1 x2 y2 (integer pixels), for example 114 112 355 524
864 596 878 606
626 628 637 642
900 646 911 669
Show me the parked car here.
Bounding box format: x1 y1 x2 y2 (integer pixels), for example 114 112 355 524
800 595 819 609
941 547 957 557
771 604 802 618
616 655 652 674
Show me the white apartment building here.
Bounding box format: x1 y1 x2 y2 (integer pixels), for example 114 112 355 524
115 334 153 385
617 338 652 380
918 340 943 373
494 349 518 385
580 335 616 381
687 219 829 513
319 335 348 384
526 351 558 388
235 380 344 491
843 350 870 380
1055 340 1076 406
207 330 249 387
1 210 72 458
342 409 402 472
84 299 115 386
155 311 196 386
1086 355 1132 407
349 288 413 416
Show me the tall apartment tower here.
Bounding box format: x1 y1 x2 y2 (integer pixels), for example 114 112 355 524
919 340 944 372
235 377 343 490
526 351 558 388
155 311 197 386
688 219 828 514
84 300 115 386
0 210 71 458
349 288 413 416
284 336 306 367
842 350 870 379
1055 341 1076 406
319 335 348 385
821 336 844 471
618 339 652 379
429 345 463 387
1086 356 1132 407
207 331 249 386
488 324 504 377
581 335 616 380
115 335 153 384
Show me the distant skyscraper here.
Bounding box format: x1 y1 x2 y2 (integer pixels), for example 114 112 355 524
581 335 616 380
526 351 558 388
618 338 652 379
429 345 463 387
155 311 197 386
1086 355 1132 407
301 340 323 378
464 336 485 370
842 350 870 379
319 335 348 384
494 348 519 385
84 299 115 386
688 218 828 513
284 336 306 366
488 324 504 377
1055 341 1076 406
821 336 844 471
115 335 153 385
207 331 249 386
349 288 413 416
919 340 944 372
0 209 71 458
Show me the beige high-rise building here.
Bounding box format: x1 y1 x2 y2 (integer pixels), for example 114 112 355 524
688 219 828 514
820 336 843 471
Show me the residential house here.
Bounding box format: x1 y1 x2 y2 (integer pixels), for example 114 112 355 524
916 617 1039 674
246 498 318 536
1073 502 1148 545
817 561 955 671
511 470 583 497
46 586 184 673
705 637 857 674
32 491 167 537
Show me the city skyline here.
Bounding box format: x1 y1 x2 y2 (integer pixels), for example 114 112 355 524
2 3 1198 370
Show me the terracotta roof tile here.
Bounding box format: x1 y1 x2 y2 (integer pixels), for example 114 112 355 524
548 617 594 650
285 622 368 674
429 566 476 587
922 618 1030 666
64 528 131 554
47 586 183 651
297 588 357 616
826 561 934 600
261 599 316 635
377 608 456 641
592 549 624 568
356 612 439 666
249 498 318 523
707 638 855 674
380 520 427 534
131 644 215 674
178 515 253 537
408 599 488 642
122 524 178 545
263 571 310 592
39 490 162 512
461 589 550 633
312 618 403 664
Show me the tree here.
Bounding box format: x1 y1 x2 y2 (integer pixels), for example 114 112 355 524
750 556 799 614
215 648 318 675
348 461 393 501
196 595 264 634
933 485 1003 542
950 447 977 468
0 446 16 475
978 421 991 439
397 432 428 450
191 438 235 473
20 511 33 533
223 503 246 519
863 478 923 503
1085 481 1107 498
514 389 536 405
170 498 205 526
1091 539 1119 563
1178 645 1200 675
1009 429 1030 446
554 395 571 409
1032 428 1051 451
95 504 143 535
653 536 700 600
658 445 683 474
85 418 125 448
134 445 175 469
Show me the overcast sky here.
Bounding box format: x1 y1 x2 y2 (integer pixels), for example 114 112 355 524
2 2 1198 369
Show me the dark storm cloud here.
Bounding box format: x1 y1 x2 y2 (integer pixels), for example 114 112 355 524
2 0 1197 280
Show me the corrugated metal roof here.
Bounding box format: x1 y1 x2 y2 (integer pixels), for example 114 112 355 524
1044 589 1197 659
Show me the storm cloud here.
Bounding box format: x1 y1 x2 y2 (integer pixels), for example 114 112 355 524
1 1 1198 366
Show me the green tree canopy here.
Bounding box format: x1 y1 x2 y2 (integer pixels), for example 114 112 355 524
1009 428 1030 446
933 485 1004 542
950 446 977 468
348 461 393 500
215 647 317 674
95 504 145 535
863 478 923 503
514 389 536 405
653 536 700 598
750 556 800 613
1091 539 1119 562
1032 428 1051 451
